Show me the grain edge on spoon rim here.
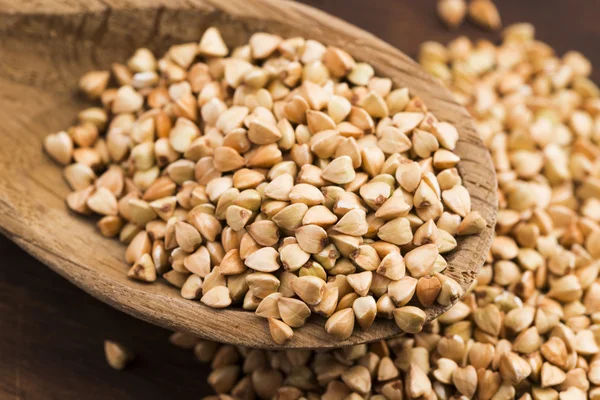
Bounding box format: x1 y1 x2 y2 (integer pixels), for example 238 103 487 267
0 0 497 349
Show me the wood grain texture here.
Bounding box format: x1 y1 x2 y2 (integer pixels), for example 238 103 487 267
0 0 496 349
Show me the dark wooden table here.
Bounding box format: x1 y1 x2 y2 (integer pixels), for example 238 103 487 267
1 0 598 398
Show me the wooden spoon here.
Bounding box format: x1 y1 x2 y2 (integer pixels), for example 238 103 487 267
0 0 496 349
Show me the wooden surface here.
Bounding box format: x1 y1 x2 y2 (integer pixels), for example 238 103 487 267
0 0 594 397
0 0 496 349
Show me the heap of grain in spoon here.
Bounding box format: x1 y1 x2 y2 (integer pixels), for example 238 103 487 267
44 27 484 344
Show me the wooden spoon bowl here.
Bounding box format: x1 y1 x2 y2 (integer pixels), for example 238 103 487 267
0 0 497 349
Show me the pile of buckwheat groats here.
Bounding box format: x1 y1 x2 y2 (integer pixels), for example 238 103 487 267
44 27 486 344
135 23 600 399
45 28 486 344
